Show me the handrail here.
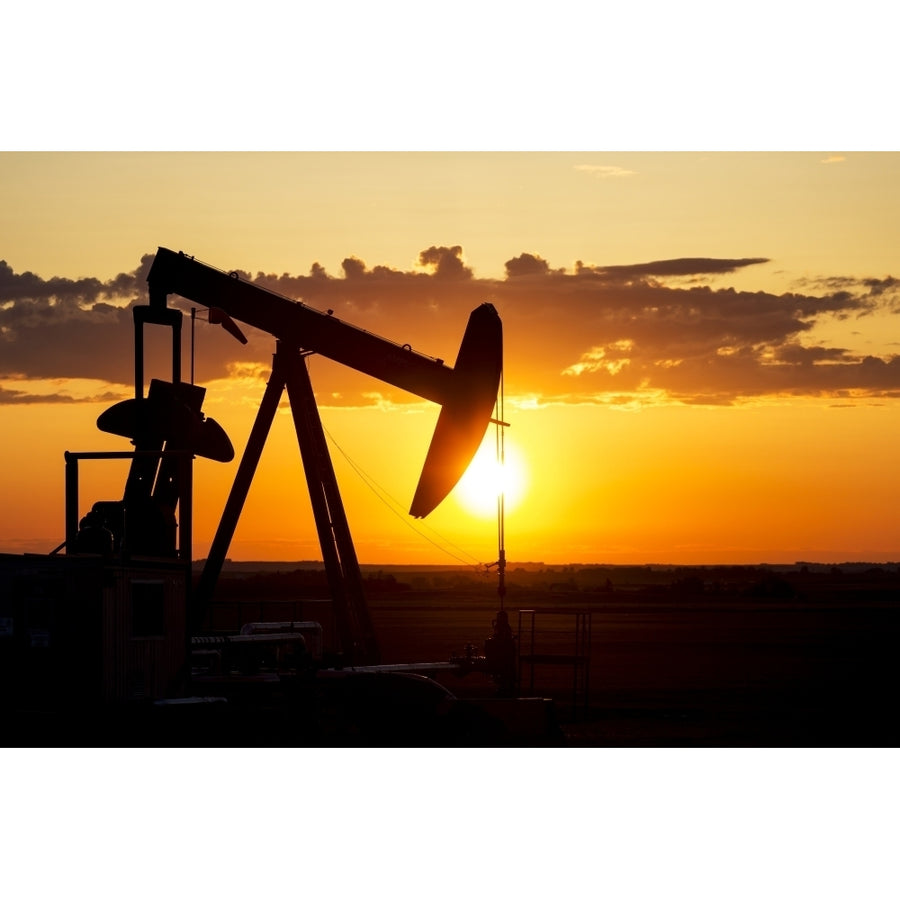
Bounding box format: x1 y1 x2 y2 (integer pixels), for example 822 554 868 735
64 449 194 562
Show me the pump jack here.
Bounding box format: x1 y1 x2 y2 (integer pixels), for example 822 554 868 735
141 248 502 666
0 247 550 741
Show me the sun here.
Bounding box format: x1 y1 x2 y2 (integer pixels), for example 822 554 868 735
454 433 527 518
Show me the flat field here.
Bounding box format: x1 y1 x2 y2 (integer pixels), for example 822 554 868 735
209 563 900 747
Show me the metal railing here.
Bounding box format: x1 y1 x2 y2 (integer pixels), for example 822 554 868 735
62 449 193 562
517 607 592 714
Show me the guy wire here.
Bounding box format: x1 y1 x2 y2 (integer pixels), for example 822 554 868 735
321 423 487 571
496 368 506 607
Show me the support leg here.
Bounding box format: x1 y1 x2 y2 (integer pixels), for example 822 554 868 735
193 354 286 626
283 349 379 665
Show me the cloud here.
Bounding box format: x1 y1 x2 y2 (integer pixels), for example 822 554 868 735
573 257 770 280
0 385 84 404
505 253 551 277
0 255 152 307
574 164 636 178
417 245 472 279
795 274 900 308
0 378 124 405
1 249 898 408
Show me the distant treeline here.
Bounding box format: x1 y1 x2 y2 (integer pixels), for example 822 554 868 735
204 568 411 600
200 561 900 603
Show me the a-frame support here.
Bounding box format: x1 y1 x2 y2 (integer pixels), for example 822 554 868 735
194 342 380 665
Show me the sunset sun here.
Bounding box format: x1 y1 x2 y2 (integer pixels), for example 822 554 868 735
454 433 527 518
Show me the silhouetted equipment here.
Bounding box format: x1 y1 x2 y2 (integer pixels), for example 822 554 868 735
147 247 502 518
484 609 517 692
73 299 235 560
1 246 520 739
449 607 519 694
144 247 503 664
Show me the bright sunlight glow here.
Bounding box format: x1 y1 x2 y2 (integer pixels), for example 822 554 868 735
453 433 527 518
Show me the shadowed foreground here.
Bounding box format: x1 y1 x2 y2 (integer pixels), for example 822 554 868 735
328 563 900 747
5 562 897 747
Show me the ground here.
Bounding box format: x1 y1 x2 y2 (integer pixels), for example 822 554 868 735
206 562 900 747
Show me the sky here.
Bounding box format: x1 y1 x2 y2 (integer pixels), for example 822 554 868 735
2 151 899 566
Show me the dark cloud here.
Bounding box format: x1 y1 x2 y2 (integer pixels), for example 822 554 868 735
1 297 138 383
418 245 472 279
505 253 550 277
574 257 770 280
0 261 103 305
0 254 153 305
1 250 898 406
864 276 900 297
0 385 80 404
0 254 154 384
0 383 124 405
794 274 900 307
341 257 367 279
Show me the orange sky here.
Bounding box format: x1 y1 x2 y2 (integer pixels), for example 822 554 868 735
2 152 899 566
